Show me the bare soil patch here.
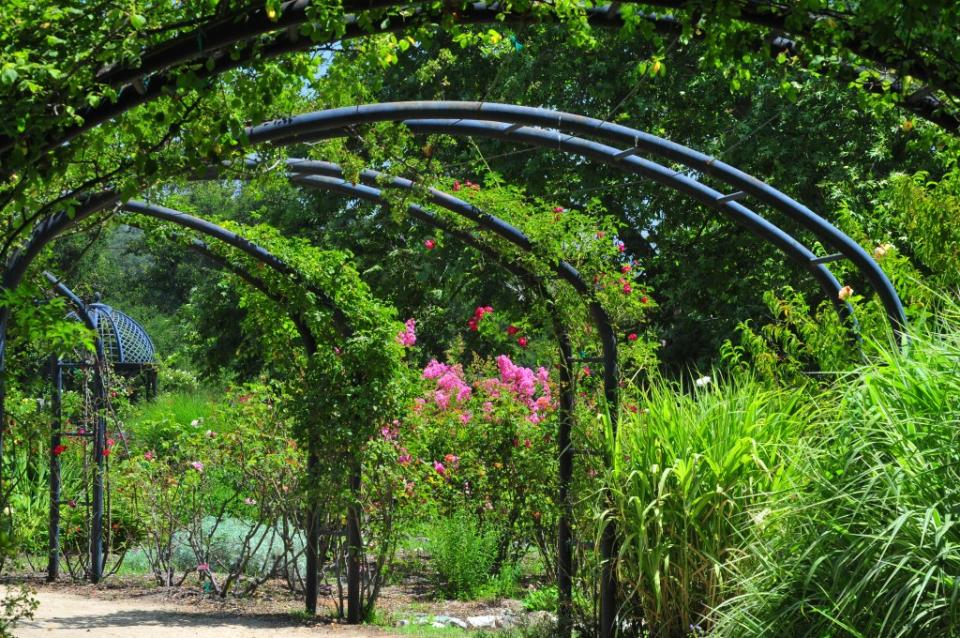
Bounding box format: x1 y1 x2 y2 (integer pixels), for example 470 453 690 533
8 582 398 638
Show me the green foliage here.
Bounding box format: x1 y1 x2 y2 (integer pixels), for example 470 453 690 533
522 585 559 612
0 585 37 638
427 510 498 600
0 283 94 357
710 302 960 638
121 383 312 593
602 375 813 637
886 170 960 292
721 287 859 383
125 388 218 449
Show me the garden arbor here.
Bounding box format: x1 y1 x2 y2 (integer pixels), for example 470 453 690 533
115 191 594 628
44 273 159 583
0 99 907 637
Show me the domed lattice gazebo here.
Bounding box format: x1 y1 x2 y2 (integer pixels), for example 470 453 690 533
67 298 157 369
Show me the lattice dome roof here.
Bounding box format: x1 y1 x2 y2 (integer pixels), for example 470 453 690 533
68 302 156 366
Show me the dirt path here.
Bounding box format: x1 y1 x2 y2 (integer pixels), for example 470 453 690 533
14 590 401 638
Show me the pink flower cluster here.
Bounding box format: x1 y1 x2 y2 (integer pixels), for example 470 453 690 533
495 355 554 423
417 356 556 425
396 318 417 347
422 360 472 409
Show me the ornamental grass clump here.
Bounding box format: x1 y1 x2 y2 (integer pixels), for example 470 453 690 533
710 302 960 638
601 375 812 637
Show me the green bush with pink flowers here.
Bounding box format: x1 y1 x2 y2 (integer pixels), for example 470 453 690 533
388 350 561 579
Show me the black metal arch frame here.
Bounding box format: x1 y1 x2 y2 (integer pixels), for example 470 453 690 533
250 102 905 337
37 208 343 592
283 166 616 635
119 200 583 624
126 177 617 631
11 185 593 629
0 100 905 638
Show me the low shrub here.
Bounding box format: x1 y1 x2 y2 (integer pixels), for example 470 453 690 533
523 585 558 612
428 510 498 600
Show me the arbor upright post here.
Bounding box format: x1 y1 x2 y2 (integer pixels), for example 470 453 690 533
47 357 63 581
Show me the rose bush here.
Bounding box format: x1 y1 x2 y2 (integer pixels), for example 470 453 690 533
389 353 561 576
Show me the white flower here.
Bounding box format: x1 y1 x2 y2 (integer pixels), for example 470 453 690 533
751 507 772 528
838 285 854 301
190 419 201 428
873 242 894 259
694 375 712 388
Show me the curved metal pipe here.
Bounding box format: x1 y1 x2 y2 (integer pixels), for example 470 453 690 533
250 101 897 334
121 200 353 339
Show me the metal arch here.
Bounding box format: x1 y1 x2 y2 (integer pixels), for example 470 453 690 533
286 166 618 634
117 208 343 616
1 98 905 636
406 120 857 313
284 165 619 440
0 193 359 594
292 176 583 636
134 186 589 629
248 101 896 334
120 200 353 338
285 171 619 402
2 183 588 624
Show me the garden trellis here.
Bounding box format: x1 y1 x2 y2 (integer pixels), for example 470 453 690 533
0 0 920 628
42 274 157 583
1 106 906 638
0 99 906 637
115 193 590 625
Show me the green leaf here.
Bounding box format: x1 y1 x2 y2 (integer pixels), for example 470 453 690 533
1 67 18 86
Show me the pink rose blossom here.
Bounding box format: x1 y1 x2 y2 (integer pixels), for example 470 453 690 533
396 318 417 346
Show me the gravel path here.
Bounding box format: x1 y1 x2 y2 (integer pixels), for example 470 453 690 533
13 590 400 638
